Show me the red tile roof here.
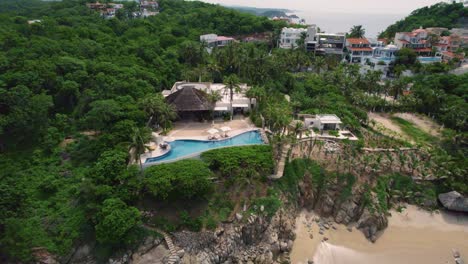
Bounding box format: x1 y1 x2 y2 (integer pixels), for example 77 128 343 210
349 47 373 52
413 28 427 33
378 38 388 44
347 38 370 45
442 51 464 59
413 48 432 53
216 36 235 41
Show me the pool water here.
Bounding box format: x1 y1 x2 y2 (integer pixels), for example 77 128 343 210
418 57 441 63
145 130 264 163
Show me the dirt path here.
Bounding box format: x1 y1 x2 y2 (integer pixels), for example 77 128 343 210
368 112 411 142
394 113 441 137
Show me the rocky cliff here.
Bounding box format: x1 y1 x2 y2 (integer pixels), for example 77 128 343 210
173 208 296 264
297 176 388 242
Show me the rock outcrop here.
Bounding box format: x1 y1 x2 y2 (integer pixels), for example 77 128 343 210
173 209 296 264
438 191 468 213
298 176 388 242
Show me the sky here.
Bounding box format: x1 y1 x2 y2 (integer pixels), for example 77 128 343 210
199 0 446 37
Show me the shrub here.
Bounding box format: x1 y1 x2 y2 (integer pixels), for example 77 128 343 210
277 159 325 197
144 160 214 200
179 210 202 232
201 145 273 178
250 191 282 218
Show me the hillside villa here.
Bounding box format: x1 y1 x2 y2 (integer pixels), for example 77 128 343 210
345 38 373 64
294 114 358 141
279 27 308 49
86 2 124 19
87 1 159 18
280 25 346 55
136 82 262 166
162 82 254 120
200 34 236 50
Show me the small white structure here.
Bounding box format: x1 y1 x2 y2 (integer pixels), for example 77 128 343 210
304 114 342 131
27 19 42 24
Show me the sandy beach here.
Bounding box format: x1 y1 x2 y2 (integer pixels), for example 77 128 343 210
291 205 468 264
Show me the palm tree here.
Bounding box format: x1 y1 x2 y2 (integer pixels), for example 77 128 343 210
297 31 308 51
206 90 222 123
139 94 176 132
158 103 177 133
223 74 241 120
349 25 365 38
130 127 151 172
313 56 326 74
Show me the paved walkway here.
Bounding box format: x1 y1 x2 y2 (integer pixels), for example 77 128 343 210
269 143 291 179
143 225 179 264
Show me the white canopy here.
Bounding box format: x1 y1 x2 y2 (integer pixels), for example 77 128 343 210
207 128 220 135
232 104 249 108
214 106 229 111
220 126 232 132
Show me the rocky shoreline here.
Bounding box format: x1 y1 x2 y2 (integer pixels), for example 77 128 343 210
57 174 393 264
297 176 388 242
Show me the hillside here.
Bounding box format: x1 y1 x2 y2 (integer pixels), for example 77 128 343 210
0 0 466 263
379 2 467 39
229 6 291 18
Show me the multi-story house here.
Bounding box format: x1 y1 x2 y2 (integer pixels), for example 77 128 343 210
86 2 124 19
279 27 308 49
394 28 432 56
314 33 346 55
302 25 345 55
345 38 373 64
139 0 159 17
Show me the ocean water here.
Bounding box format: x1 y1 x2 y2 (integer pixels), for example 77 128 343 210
200 0 443 38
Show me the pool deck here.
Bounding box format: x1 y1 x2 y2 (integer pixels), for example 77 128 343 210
139 117 259 164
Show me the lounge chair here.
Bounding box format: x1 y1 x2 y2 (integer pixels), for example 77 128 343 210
159 143 168 149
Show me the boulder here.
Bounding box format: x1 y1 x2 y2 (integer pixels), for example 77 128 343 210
357 207 388 242
438 191 468 212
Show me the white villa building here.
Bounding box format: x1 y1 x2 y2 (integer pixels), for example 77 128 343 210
200 34 235 49
279 27 308 49
370 44 399 66
303 114 342 131
162 82 254 119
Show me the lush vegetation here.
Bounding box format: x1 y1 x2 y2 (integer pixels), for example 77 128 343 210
201 145 274 178
144 159 214 200
0 0 466 262
379 2 467 39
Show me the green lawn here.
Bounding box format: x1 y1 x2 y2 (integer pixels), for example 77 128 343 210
391 117 437 145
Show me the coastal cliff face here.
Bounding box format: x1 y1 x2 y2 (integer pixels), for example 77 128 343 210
297 176 388 242
58 176 388 264
173 209 296 264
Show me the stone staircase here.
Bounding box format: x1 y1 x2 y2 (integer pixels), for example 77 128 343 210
143 225 179 264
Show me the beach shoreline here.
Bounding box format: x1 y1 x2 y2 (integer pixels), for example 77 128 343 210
291 205 468 264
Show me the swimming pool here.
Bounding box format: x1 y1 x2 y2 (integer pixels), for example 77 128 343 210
145 130 264 164
418 57 442 63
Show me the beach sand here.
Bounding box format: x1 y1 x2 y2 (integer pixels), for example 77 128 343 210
291 205 468 264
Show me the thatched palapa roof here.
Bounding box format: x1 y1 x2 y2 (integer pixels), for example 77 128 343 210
165 86 212 112
438 191 468 213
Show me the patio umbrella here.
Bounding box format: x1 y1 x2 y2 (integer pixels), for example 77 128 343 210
207 128 219 135
219 126 232 132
